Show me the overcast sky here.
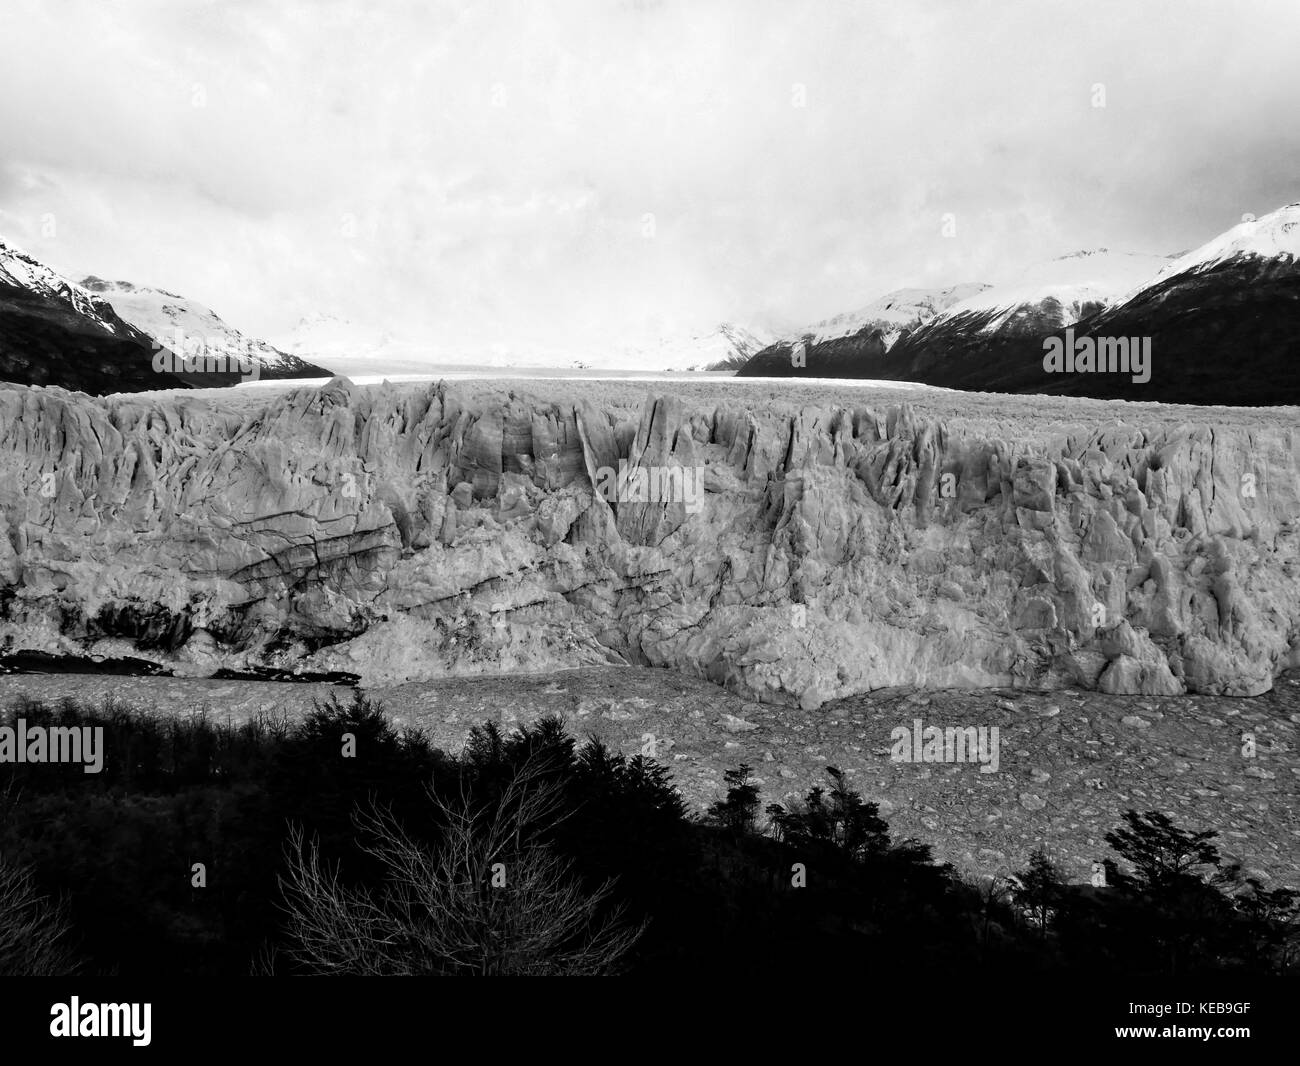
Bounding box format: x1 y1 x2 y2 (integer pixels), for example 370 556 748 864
2 0 1298 360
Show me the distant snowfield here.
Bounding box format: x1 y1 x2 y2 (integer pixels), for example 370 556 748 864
94 365 1300 440
226 369 942 392
272 316 778 376
145 367 948 412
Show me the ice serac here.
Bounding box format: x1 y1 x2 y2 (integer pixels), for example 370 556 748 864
1 380 1298 708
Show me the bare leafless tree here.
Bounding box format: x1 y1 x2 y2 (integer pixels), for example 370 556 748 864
277 750 645 975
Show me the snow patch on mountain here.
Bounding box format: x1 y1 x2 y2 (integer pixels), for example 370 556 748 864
643 323 777 371
938 249 1171 333
0 237 122 334
1123 202 1300 300
807 283 992 347
81 277 322 376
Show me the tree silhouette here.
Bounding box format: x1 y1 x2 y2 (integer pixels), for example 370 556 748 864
707 764 760 835
1104 810 1221 890
277 748 643 975
1011 847 1066 941
766 767 888 859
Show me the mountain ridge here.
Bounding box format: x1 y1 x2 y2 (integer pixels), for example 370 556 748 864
737 283 991 378
81 276 332 381
735 202 1300 406
0 236 203 394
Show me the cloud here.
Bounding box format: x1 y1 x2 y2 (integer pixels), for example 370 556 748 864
1 0 1298 359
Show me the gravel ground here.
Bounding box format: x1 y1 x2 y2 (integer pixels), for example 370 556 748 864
3 665 1296 887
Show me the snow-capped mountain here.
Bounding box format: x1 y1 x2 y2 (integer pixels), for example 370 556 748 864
1 237 125 335
856 204 1300 405
732 202 1300 405
930 250 1172 335
1127 203 1300 296
0 235 200 395
657 322 776 371
806 283 993 348
868 248 1172 388
1039 202 1300 404
736 284 989 377
82 278 331 380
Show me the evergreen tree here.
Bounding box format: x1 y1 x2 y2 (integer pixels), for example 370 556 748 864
706 765 760 835
1011 847 1066 940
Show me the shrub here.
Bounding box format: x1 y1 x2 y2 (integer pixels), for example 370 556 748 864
0 853 82 976
276 748 644 975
